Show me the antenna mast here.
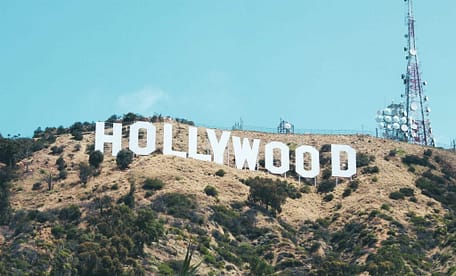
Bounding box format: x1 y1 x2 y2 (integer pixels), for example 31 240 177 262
376 0 435 146
403 0 434 146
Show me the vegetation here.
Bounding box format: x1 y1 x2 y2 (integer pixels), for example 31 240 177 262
317 179 336 193
245 177 300 214
357 152 375 167
79 162 91 185
89 150 104 169
142 178 165 191
215 169 225 177
204 185 218 197
116 149 134 170
1 119 456 275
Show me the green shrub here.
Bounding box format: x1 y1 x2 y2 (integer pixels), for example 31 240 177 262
357 152 375 167
158 263 174 275
215 169 226 177
381 203 391 211
246 177 292 214
116 149 134 170
85 144 95 155
32 182 42 191
342 188 352 198
399 187 414 197
89 150 104 168
111 183 119 190
56 156 65 171
317 180 336 193
59 204 81 221
204 185 218 197
402 155 435 169
51 146 64 155
51 224 65 238
58 169 68 180
362 166 379 174
323 194 334 202
152 193 202 223
349 180 359 191
322 168 332 180
300 185 311 194
79 162 91 185
320 144 331 152
144 191 153 198
143 178 164 191
388 149 397 157
389 191 405 200
72 131 83 141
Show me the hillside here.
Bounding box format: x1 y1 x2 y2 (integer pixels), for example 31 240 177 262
1 119 456 275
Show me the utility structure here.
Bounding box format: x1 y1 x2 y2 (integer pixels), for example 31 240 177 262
277 118 294 134
376 0 435 146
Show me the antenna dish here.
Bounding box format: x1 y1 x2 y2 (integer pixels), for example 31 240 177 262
384 116 392 123
410 49 417 56
284 123 292 130
401 125 409 132
410 102 418 111
393 116 400 123
393 123 400 130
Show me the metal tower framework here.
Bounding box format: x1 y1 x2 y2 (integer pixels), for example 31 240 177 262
377 0 435 146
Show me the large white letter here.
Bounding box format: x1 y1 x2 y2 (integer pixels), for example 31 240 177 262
295 145 320 178
207 129 231 165
163 123 187 158
95 122 122 156
129 122 156 155
265 142 289 174
188 126 211 161
232 136 260 171
331 144 357 177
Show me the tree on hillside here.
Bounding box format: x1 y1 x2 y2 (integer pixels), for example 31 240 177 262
89 150 104 169
116 149 133 170
0 168 12 224
79 162 91 185
246 177 289 215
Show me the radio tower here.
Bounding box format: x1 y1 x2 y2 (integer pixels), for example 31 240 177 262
376 0 435 146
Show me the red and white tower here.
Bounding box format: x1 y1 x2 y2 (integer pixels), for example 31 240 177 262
377 0 435 146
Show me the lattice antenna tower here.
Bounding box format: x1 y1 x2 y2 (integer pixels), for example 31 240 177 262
376 0 435 146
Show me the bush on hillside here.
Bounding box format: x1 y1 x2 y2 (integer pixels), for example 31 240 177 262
204 185 218 197
246 177 295 214
89 150 104 169
389 191 405 200
317 180 336 194
357 152 375 167
143 178 164 191
79 162 91 185
215 169 226 177
116 149 133 170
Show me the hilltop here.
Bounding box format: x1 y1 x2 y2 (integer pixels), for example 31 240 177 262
1 117 456 275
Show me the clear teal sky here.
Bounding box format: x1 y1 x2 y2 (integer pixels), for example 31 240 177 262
1 1 455 146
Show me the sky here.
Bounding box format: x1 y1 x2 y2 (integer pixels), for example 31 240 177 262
1 1 455 147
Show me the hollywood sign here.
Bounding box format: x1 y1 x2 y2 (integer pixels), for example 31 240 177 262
95 122 357 178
